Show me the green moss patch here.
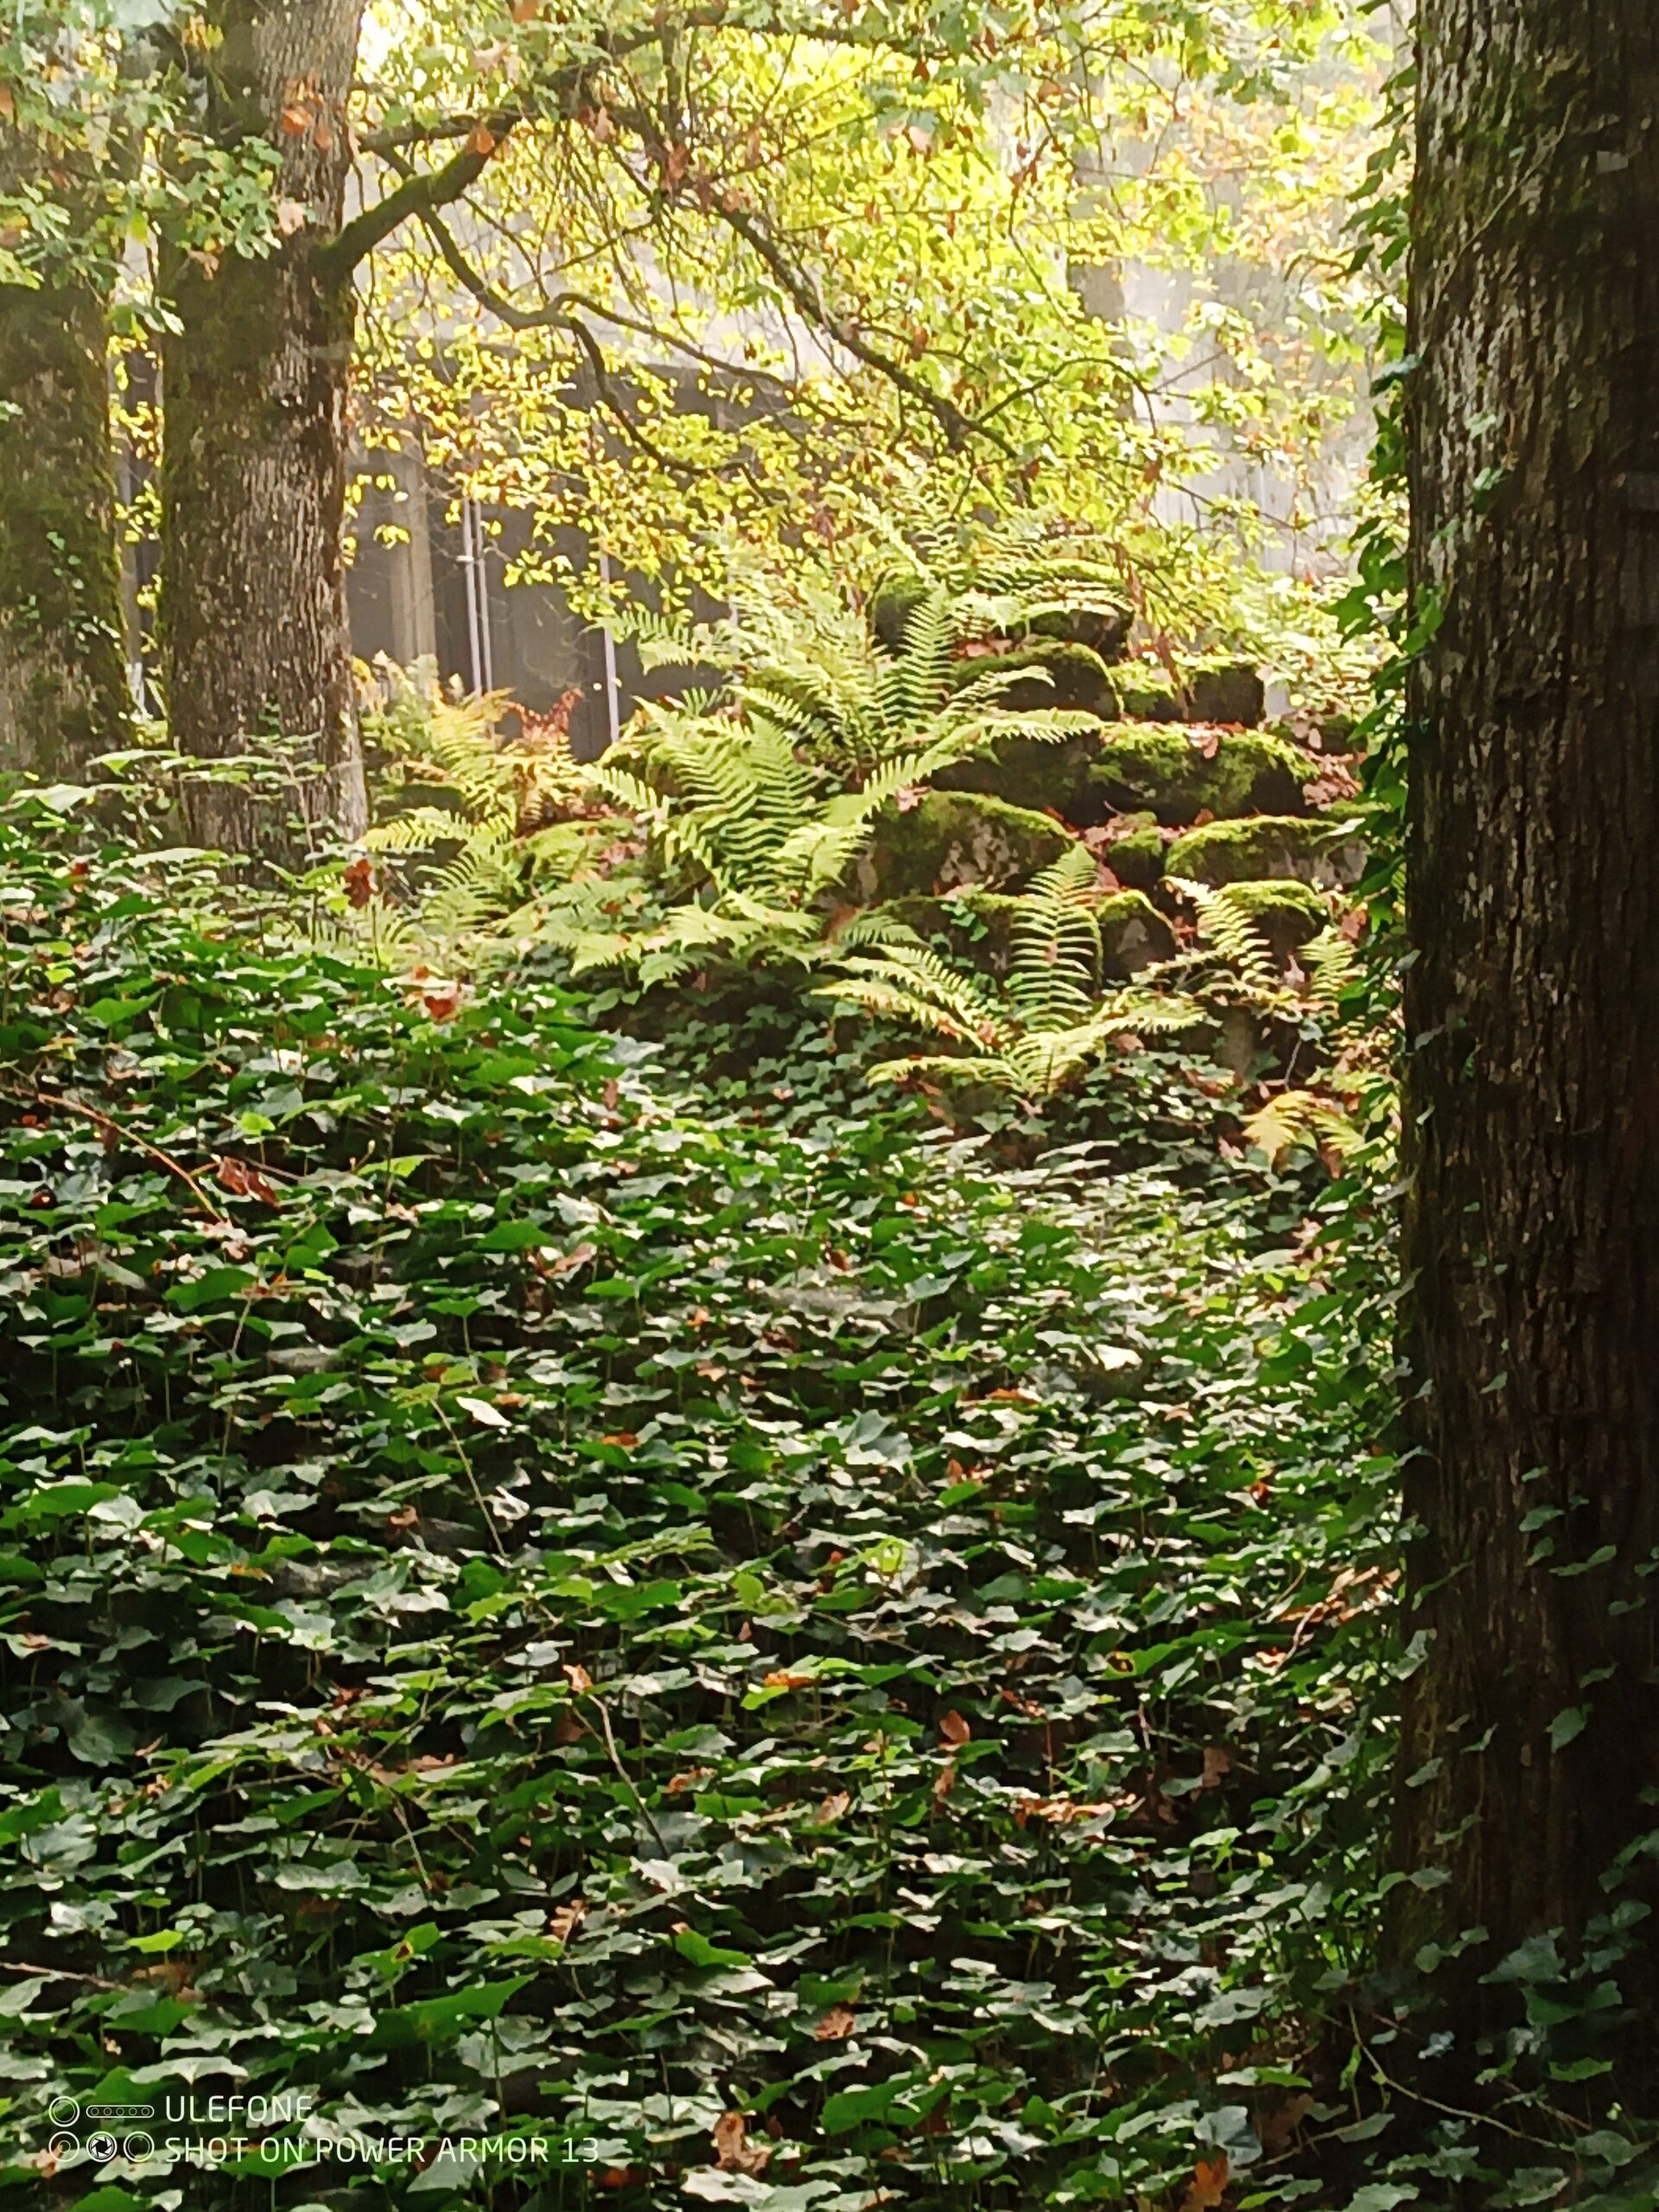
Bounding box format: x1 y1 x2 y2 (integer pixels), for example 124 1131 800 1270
1165 814 1366 888
1185 658 1265 727
1088 722 1308 825
933 727 1102 817
856 791 1071 901
1117 664 1182 721
947 638 1116 716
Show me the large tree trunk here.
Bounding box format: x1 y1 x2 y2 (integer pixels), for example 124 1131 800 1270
0 136 130 774
159 0 367 856
1395 0 1659 2063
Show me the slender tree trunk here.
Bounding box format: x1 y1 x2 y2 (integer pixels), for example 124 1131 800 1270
0 133 130 773
159 0 367 856
1396 0 1659 2068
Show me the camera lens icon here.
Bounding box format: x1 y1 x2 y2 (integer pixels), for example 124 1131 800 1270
48 2095 79 2128
123 2132 156 2160
85 2131 118 2163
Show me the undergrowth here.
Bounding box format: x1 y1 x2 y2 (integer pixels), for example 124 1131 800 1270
0 795 1399 2209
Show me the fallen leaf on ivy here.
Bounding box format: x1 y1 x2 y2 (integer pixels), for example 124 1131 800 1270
214 1155 280 1205
1258 2094 1313 2153
1180 2155 1228 2211
546 1900 586 1943
713 2111 770 2175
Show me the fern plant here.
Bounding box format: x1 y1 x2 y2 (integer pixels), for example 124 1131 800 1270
354 663 623 959
817 847 1201 1100
350 537 1128 986
626 563 1103 784
551 712 969 984
866 515 1135 665
1167 876 1374 1166
551 580 1104 983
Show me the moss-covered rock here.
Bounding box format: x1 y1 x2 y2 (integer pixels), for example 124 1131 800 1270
1214 878 1330 966
1117 663 1182 722
1269 707 1359 753
884 890 1022 973
1096 889 1177 976
1165 815 1366 889
1086 722 1308 825
855 791 1071 901
932 727 1101 817
1019 575 1132 663
1185 658 1265 727
948 639 1117 716
882 885 1173 979
1098 810 1166 892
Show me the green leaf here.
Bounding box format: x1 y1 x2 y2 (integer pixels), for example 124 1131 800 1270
1548 1704 1588 1751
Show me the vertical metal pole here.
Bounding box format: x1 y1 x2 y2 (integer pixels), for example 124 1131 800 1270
461 497 484 698
597 547 622 753
475 503 495 696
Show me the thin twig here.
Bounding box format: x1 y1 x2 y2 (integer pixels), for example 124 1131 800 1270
3 1085 227 1222
0 1960 122 1988
585 1694 670 1853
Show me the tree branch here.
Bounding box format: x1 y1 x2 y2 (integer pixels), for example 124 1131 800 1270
710 197 1015 458
415 205 745 483
324 110 523 276
336 2 1016 274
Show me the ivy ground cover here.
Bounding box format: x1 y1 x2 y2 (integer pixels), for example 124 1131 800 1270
0 800 1395 2210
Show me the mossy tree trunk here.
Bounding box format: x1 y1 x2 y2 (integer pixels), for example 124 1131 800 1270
0 130 130 774
159 0 368 856
1396 0 1659 2073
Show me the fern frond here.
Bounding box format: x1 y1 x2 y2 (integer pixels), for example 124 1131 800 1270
1243 1088 1362 1168
817 943 1010 1050
1301 926 1357 1014
866 1051 1007 1088
363 804 476 855
820 907 926 956
874 586 954 733
1173 877 1287 1004
1007 850 1102 1029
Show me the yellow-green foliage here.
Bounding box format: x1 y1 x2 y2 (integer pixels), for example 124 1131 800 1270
1169 878 1370 1166
551 575 1103 983
1243 1087 1363 1169
356 663 614 957
819 845 1201 1100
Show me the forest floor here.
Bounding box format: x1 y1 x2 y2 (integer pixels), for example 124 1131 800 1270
0 800 1406 2209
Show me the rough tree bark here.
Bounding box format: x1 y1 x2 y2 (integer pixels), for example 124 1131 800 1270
159 0 368 855
1396 0 1659 2063
0 128 130 774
